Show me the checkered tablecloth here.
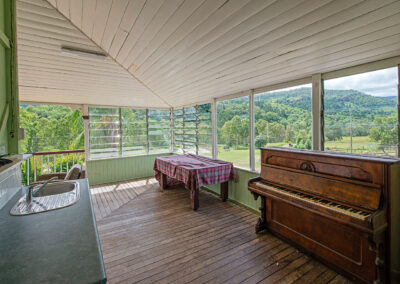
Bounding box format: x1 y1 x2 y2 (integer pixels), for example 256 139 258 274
154 154 235 195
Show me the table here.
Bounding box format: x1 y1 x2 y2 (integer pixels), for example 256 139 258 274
154 154 235 210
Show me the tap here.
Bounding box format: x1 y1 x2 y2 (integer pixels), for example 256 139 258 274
26 177 59 202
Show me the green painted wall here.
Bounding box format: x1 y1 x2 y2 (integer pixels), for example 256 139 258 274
0 0 8 155
0 0 18 155
86 153 173 185
204 168 260 211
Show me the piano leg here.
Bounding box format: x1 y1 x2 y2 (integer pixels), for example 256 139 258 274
255 196 268 234
368 231 387 284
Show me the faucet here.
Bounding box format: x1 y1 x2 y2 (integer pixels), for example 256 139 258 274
26 177 59 202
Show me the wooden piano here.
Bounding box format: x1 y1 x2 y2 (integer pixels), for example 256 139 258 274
248 147 400 284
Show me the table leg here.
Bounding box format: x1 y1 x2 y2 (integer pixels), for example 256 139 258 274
220 181 228 202
160 172 167 190
191 178 199 211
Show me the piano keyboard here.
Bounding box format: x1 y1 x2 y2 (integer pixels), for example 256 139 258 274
254 182 371 220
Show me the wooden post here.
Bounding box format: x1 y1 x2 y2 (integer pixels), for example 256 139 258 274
220 181 228 202
146 109 149 154
397 64 400 157
170 108 174 153
249 91 255 171
82 105 90 161
195 105 199 155
211 98 217 159
119 108 123 156
312 74 323 151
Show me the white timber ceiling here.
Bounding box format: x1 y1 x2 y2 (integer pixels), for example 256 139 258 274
16 0 170 108
18 0 400 108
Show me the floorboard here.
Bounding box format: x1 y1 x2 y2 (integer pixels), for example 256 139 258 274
91 178 352 284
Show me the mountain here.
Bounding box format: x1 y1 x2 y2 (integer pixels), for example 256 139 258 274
256 87 397 118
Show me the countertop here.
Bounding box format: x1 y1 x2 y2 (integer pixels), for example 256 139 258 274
0 179 106 284
0 154 31 176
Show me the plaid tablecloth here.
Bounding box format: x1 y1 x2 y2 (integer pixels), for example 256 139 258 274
154 154 235 196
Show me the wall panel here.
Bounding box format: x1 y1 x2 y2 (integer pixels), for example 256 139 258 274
86 153 172 185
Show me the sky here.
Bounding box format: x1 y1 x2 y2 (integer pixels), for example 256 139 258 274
265 67 398 97
324 67 398 97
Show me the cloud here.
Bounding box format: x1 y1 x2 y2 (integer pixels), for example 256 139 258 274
324 67 398 97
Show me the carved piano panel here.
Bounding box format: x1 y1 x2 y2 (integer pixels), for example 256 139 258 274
249 147 400 284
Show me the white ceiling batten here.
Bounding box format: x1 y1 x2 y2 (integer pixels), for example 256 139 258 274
16 0 400 108
16 0 169 108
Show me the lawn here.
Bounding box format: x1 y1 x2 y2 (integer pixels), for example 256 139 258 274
217 136 398 171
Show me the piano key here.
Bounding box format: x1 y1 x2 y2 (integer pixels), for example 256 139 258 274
254 181 371 220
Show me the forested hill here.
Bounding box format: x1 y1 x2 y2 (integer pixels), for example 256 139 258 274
255 87 397 116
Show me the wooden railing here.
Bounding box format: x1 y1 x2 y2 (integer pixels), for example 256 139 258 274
24 150 85 185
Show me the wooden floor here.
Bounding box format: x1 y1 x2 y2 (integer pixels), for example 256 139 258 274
90 178 353 284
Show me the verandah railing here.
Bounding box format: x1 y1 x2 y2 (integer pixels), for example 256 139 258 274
23 150 85 185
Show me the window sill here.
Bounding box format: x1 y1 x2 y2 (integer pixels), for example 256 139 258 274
87 152 173 162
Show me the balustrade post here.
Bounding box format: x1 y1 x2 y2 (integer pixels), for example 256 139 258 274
33 155 36 182
26 159 29 185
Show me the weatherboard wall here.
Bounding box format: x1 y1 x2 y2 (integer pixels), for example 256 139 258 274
203 168 260 212
86 153 172 186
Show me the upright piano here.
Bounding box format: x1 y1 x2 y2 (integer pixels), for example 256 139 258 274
248 147 400 283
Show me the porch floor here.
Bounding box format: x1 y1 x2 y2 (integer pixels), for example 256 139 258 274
90 178 352 284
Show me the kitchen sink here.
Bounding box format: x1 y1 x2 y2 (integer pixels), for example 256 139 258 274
10 181 80 216
32 182 76 197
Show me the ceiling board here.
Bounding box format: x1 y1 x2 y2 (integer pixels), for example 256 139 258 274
17 0 170 108
16 0 400 108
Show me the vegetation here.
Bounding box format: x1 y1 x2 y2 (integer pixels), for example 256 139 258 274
20 105 84 153
217 88 398 158
19 87 398 180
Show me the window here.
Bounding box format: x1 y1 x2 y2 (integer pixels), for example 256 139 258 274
217 96 250 169
121 109 147 156
173 109 184 153
254 84 312 169
89 107 120 159
323 67 398 156
148 109 171 153
198 103 212 157
172 103 212 156
182 106 197 154
89 107 171 159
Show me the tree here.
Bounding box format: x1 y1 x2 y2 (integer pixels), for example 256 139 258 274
255 136 267 148
369 114 398 145
325 126 343 141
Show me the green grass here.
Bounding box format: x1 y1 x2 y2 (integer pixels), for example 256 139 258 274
217 136 398 170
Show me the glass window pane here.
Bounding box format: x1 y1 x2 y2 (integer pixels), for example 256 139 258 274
183 106 196 154
323 67 398 157
173 109 183 153
254 85 312 170
148 109 171 154
217 96 250 169
121 108 147 156
89 107 120 159
198 103 212 157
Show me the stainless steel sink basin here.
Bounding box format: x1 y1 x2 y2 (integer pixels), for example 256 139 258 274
10 181 80 216
32 182 76 197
